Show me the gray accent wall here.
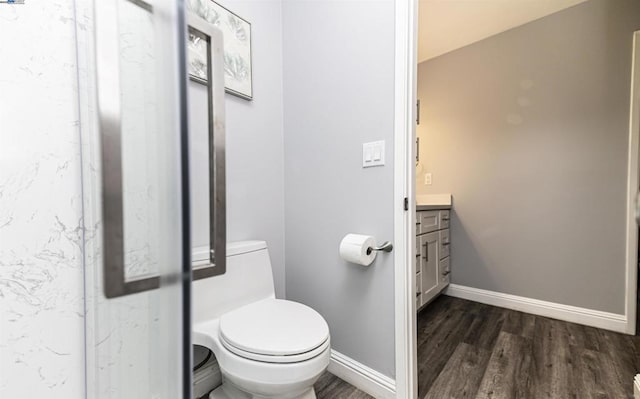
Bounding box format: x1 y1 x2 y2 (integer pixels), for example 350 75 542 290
282 1 396 378
416 0 640 314
216 1 286 297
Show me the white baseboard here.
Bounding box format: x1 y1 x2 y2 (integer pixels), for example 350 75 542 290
328 350 396 399
444 284 628 333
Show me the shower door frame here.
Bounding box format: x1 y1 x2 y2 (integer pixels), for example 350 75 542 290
77 0 193 397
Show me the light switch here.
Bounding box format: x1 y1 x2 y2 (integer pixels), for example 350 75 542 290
373 148 381 161
363 141 385 168
364 147 373 162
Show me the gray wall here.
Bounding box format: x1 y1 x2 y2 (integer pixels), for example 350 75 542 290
216 1 287 297
416 0 640 314
282 1 396 377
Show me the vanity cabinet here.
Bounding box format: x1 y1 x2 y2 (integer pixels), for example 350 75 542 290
416 209 450 311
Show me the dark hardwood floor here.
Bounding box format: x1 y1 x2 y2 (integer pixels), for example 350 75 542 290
419 295 640 399
315 295 640 398
315 371 373 398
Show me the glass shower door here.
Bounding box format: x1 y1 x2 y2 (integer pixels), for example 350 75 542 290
79 0 193 397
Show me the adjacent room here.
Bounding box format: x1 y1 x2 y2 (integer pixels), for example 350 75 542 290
414 0 640 397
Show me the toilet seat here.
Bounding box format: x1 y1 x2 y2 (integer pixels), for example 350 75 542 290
218 299 330 364
220 334 330 364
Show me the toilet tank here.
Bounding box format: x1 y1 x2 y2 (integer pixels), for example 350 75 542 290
193 241 276 325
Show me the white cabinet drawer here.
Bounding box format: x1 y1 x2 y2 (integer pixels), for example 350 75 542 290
439 210 450 229
419 211 439 234
439 228 450 259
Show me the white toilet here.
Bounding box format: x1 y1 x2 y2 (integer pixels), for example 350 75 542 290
193 241 331 399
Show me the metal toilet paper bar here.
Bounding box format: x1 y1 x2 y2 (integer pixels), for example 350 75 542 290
366 241 394 255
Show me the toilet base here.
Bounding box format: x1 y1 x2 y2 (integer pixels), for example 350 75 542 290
209 379 316 399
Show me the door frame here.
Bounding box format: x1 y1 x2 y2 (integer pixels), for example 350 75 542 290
625 31 640 335
393 0 418 397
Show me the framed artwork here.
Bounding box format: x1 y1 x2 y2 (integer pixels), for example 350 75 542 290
187 0 253 100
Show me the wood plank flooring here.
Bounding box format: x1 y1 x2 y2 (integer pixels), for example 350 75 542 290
419 295 639 399
315 371 373 398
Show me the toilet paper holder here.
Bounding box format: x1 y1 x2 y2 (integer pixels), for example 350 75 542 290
366 241 394 255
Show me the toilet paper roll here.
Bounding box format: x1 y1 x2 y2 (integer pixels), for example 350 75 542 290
339 234 377 266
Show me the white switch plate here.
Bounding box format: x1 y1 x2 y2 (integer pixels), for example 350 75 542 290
363 141 385 168
425 173 432 185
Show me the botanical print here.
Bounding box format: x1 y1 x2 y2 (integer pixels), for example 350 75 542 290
188 30 208 82
187 0 253 99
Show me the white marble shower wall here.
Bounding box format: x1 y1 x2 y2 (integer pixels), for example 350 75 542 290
0 0 86 397
1 0 164 397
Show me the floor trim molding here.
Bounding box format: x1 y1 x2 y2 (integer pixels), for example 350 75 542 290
328 350 396 399
445 284 628 333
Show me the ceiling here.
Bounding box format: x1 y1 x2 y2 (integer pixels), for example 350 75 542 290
418 0 589 63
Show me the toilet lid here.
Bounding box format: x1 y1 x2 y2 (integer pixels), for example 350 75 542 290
219 299 329 358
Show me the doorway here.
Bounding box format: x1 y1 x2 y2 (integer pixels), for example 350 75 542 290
396 4 640 399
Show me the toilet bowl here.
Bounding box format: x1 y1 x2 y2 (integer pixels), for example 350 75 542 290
193 241 330 399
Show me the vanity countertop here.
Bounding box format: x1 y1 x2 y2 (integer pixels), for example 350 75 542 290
416 194 452 210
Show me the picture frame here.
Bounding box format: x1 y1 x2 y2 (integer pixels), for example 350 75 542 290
187 0 253 100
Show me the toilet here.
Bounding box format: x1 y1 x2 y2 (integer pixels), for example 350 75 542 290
193 241 331 399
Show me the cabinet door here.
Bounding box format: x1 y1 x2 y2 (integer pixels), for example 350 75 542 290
421 231 440 303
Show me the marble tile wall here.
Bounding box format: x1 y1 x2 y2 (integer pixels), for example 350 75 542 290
0 0 86 397
0 2 162 397
2 1 227 397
